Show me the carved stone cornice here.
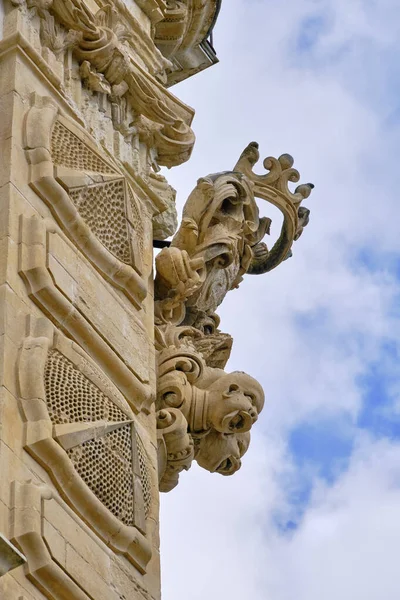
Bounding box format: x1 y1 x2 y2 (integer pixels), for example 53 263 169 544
10 0 196 166
135 0 168 24
155 0 220 86
45 0 195 166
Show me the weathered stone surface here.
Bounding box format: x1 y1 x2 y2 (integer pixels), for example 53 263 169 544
0 1 314 599
154 143 313 490
0 533 26 576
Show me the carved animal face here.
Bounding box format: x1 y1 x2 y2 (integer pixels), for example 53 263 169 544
207 372 265 434
195 431 250 476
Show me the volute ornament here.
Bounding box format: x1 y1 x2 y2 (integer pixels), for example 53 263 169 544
156 342 265 491
16 0 196 167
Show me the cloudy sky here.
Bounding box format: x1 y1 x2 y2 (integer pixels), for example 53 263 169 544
160 1 400 599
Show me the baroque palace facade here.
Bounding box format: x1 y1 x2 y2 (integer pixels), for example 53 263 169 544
0 1 313 599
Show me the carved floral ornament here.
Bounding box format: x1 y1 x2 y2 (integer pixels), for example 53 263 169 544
155 142 314 490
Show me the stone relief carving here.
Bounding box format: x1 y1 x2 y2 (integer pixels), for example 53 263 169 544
17 317 152 573
19 213 152 412
12 481 92 600
25 94 149 308
19 0 196 167
154 0 221 85
155 142 313 490
156 342 264 491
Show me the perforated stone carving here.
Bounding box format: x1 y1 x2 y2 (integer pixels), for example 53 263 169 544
18 317 152 573
45 350 147 527
69 179 132 264
45 350 127 424
25 94 147 307
51 121 116 174
19 214 152 412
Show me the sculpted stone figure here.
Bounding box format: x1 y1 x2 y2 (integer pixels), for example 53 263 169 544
156 346 265 491
155 142 313 490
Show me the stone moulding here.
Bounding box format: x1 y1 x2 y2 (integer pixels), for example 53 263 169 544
18 214 153 413
17 318 152 574
12 481 93 600
24 94 147 309
44 0 196 167
0 533 26 576
155 0 221 86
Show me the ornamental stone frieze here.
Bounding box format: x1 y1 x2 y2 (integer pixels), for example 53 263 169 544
155 142 313 490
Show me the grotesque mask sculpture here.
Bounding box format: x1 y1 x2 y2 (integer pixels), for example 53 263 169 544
155 142 313 491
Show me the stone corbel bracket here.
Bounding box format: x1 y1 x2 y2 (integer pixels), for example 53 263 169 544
17 318 152 573
156 345 203 491
18 214 152 412
24 94 147 309
156 340 265 490
157 407 194 492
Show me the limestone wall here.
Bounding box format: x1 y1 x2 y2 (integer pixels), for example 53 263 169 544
0 1 200 598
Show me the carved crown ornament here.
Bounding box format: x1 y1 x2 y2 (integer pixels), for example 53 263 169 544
155 142 314 490
13 0 196 167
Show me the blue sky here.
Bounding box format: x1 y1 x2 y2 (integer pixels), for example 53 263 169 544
160 1 400 599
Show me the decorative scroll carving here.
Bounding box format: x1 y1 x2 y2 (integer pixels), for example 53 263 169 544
25 94 147 307
155 2 188 58
40 0 196 166
156 341 264 490
155 143 313 489
17 317 152 573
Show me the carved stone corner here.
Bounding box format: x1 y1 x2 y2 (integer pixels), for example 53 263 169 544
0 533 26 577
17 317 152 573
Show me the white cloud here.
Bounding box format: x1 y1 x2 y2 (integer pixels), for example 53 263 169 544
160 1 400 598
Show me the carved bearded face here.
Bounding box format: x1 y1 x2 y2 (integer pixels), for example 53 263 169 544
195 431 250 476
207 372 265 434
